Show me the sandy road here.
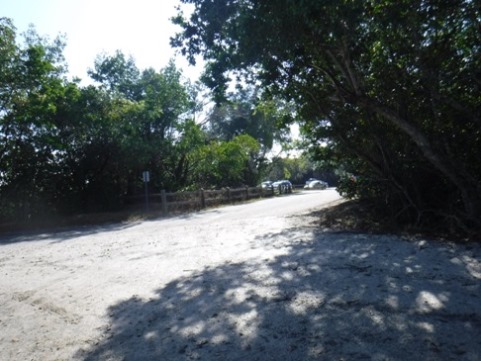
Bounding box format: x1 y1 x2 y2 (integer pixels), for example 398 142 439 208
0 189 480 361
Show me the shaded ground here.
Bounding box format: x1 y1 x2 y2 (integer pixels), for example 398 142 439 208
80 233 481 361
319 199 480 241
0 190 480 360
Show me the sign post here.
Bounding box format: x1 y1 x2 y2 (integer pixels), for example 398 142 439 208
143 171 150 212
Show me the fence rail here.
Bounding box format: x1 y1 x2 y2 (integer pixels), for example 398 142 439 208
124 186 279 214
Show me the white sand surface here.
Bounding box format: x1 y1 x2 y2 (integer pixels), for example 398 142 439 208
0 190 480 360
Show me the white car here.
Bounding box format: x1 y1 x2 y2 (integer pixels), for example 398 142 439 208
304 180 328 189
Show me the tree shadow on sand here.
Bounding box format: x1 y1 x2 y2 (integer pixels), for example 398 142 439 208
0 221 141 245
77 225 481 360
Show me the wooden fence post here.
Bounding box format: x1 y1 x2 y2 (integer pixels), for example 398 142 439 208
226 187 231 203
161 189 167 214
245 186 249 200
200 189 206 209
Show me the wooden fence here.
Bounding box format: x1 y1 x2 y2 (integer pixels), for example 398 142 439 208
124 186 279 214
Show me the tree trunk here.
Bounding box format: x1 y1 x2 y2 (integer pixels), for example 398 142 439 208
358 96 481 225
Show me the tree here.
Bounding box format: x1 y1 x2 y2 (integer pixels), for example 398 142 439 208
205 87 284 151
190 134 261 189
172 0 481 234
167 119 207 189
54 84 130 213
0 19 71 221
88 54 196 192
88 50 141 100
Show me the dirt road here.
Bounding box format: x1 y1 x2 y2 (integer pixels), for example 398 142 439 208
1 189 480 360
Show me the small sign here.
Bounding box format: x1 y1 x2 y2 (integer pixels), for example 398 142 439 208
142 171 150 182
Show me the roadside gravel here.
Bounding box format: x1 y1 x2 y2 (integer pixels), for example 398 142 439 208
0 190 480 360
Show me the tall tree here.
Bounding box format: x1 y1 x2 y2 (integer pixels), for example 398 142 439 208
172 0 481 233
205 87 283 151
89 54 202 193
88 50 141 100
0 19 70 220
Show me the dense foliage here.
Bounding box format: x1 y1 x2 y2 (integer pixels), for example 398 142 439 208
172 0 481 235
0 18 294 225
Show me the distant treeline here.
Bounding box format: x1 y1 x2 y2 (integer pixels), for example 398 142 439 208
0 18 320 225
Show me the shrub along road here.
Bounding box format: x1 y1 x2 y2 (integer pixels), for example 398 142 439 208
0 190 480 360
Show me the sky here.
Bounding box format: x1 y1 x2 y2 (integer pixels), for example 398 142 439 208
1 0 202 83
1 0 299 148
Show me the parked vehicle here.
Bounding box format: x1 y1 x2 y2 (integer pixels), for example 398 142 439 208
304 179 328 189
305 178 319 185
260 181 274 191
273 180 293 194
